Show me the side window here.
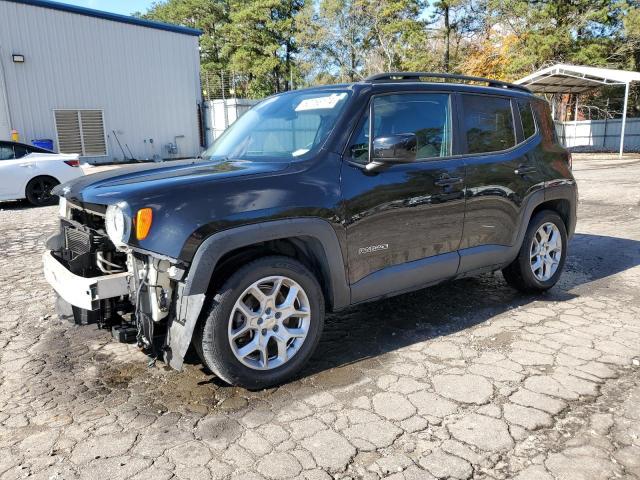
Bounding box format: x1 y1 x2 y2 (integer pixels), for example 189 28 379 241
518 100 536 139
12 145 30 158
0 145 15 161
462 94 516 154
348 93 451 164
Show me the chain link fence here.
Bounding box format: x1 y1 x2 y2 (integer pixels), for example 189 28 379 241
201 71 252 101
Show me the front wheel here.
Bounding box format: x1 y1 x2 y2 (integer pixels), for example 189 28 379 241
502 210 568 293
194 256 325 389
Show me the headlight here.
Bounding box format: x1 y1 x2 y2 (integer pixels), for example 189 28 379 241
105 204 131 247
58 197 68 218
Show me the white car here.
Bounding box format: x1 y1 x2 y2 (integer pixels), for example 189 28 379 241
0 141 84 206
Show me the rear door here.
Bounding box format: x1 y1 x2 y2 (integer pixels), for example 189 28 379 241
341 91 466 299
458 93 545 270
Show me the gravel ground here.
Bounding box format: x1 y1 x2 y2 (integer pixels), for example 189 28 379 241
1 153 639 480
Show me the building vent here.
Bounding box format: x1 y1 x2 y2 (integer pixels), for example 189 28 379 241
54 109 107 156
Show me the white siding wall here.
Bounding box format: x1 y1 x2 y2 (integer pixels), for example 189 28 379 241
0 1 201 162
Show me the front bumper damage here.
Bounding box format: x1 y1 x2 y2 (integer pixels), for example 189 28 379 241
43 216 198 371
43 250 130 311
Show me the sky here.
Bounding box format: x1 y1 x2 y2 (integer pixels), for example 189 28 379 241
60 0 155 16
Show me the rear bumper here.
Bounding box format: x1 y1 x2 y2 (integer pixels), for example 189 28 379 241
42 250 130 310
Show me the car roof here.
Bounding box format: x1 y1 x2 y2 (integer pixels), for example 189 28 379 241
276 73 536 100
0 140 54 152
364 80 537 100
363 72 530 92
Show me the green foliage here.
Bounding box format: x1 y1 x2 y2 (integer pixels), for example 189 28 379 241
224 0 303 96
139 0 638 97
140 0 230 71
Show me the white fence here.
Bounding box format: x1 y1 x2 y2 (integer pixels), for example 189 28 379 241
203 98 260 147
555 118 640 152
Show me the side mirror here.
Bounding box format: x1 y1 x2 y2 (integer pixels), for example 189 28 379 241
367 133 417 171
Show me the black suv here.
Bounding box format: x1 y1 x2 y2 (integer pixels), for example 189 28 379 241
43 72 577 388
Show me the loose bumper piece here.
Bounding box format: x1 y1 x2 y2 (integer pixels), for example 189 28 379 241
42 250 131 310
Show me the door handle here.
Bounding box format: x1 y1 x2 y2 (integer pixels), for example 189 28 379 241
18 163 32 167
514 165 536 175
435 175 463 187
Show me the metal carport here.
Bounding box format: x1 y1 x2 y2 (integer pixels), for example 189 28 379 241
515 64 640 157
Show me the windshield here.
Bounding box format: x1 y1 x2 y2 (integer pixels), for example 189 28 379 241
201 89 351 162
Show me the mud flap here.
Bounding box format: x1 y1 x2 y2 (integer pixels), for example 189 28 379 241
163 282 206 371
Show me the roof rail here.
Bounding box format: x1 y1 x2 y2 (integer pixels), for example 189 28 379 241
364 72 532 93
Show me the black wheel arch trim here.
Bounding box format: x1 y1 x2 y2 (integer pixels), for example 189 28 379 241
164 218 350 371
182 218 350 309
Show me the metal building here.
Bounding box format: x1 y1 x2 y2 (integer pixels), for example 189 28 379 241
0 0 202 163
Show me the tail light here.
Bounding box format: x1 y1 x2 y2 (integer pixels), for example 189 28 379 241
64 159 80 167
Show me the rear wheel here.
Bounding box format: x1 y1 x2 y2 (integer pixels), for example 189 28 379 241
194 256 324 389
25 176 59 206
502 210 567 292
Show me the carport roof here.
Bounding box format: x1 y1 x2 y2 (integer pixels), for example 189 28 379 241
6 0 202 36
514 64 640 93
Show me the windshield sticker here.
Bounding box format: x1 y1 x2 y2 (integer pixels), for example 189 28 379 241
295 93 347 111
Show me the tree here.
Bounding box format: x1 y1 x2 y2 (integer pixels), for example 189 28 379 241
222 0 304 96
620 0 640 70
485 0 620 79
430 0 485 72
297 0 373 82
140 0 230 72
358 0 426 73
298 0 425 83
138 0 639 107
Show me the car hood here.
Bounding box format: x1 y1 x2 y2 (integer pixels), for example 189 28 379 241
55 158 291 206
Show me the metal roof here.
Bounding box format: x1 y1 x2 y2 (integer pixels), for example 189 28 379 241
5 0 202 36
515 64 640 93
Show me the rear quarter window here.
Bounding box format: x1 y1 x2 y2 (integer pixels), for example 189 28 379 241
531 100 558 147
462 94 516 154
518 100 536 139
12 145 30 158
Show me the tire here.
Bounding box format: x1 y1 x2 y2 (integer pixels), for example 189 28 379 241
25 176 59 206
194 255 325 389
502 210 567 293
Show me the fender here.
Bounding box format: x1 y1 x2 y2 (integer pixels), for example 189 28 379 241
545 182 578 238
163 218 350 370
457 182 577 275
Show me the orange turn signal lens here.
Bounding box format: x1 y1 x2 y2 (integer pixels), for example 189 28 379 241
135 208 153 240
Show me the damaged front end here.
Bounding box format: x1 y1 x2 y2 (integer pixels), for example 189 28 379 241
43 198 189 367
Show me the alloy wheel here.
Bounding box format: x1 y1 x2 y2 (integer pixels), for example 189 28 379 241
228 275 311 370
530 222 562 281
30 178 56 205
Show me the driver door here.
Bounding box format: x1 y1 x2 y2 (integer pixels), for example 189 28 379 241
341 92 466 302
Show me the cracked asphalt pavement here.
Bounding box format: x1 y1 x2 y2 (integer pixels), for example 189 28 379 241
1 153 640 480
